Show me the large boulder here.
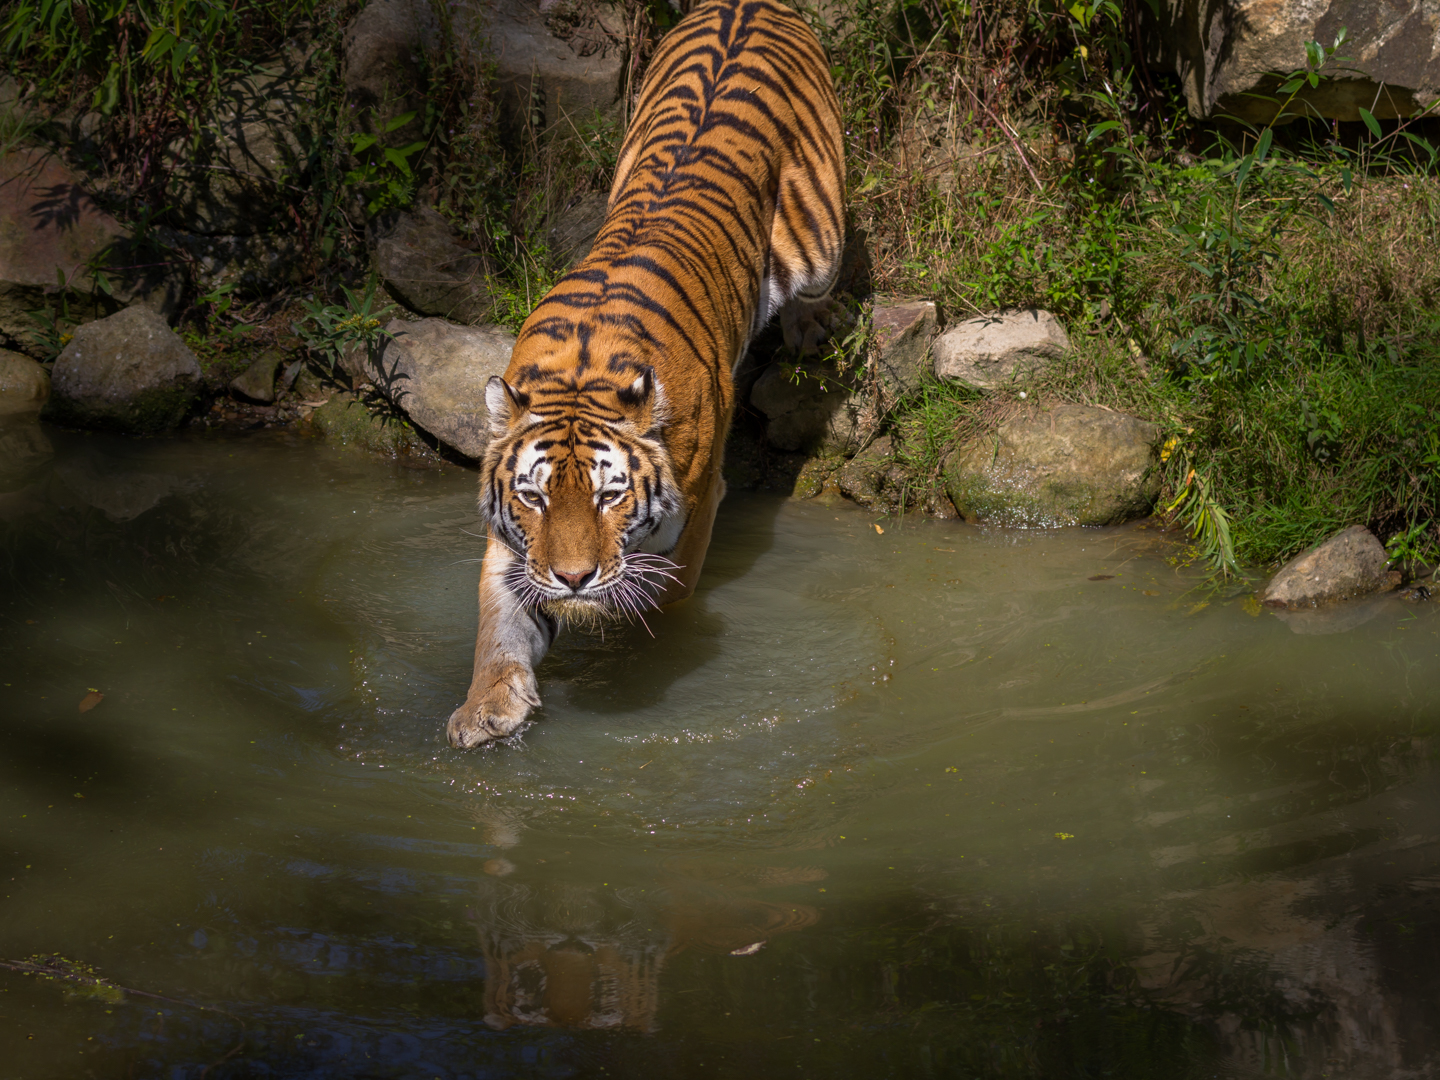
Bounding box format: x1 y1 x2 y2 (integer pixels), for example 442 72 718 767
0 349 49 414
481 0 625 144
943 404 1160 527
932 309 1070 392
370 208 492 323
544 192 609 270
1144 0 1440 122
343 0 438 150
310 392 428 457
0 149 122 351
366 318 515 459
1261 525 1391 608
45 306 202 433
155 228 307 294
166 68 309 235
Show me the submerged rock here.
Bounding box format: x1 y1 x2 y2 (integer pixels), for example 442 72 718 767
367 318 515 459
46 306 201 433
943 404 1160 526
932 309 1070 392
370 208 492 324
1261 525 1391 609
0 349 49 414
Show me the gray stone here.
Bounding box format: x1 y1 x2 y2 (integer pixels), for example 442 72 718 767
165 68 309 235
366 317 516 458
0 349 48 414
230 350 284 403
46 306 201 433
943 404 1160 527
544 192 609 270
836 435 909 512
750 359 867 454
869 299 936 401
157 228 307 293
1261 525 1391 608
1146 0 1440 122
0 149 183 349
343 0 438 149
933 309 1070 392
371 208 492 323
481 0 625 144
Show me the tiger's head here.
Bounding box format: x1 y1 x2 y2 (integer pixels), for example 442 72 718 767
479 368 686 623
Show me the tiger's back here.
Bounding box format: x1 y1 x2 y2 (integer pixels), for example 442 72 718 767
449 0 845 748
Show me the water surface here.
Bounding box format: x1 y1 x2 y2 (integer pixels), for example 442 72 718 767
2 418 1438 1078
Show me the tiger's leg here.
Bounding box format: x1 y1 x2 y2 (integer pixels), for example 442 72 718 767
658 466 726 605
447 534 554 748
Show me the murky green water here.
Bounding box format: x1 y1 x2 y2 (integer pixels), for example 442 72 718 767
2 415 1438 1079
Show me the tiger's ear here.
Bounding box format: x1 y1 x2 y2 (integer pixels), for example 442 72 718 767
615 366 662 430
485 376 530 435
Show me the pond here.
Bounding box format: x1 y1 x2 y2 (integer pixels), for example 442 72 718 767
2 416 1438 1079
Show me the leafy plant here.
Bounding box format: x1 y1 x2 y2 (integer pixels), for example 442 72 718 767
1164 467 1240 579
344 109 427 217
291 276 399 380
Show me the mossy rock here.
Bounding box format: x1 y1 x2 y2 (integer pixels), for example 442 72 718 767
943 404 1160 527
311 393 425 457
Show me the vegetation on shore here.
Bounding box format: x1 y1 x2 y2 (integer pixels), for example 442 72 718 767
2 0 1436 573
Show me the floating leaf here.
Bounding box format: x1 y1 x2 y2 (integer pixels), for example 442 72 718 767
1054 832 1075 840
873 523 884 535
78 691 103 713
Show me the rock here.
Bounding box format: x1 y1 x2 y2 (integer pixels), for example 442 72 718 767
0 349 49 413
343 0 438 149
932 309 1070 392
869 299 936 402
1145 0 1440 123
836 436 909 511
365 317 516 458
230 350 284 403
943 404 1160 527
45 306 202 433
0 150 183 350
166 69 308 235
310 392 427 456
370 208 492 323
544 192 609 270
1261 525 1390 608
482 0 625 145
156 228 306 293
0 149 125 351
1269 594 1390 635
750 359 867 454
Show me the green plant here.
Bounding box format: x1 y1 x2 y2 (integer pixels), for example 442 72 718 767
344 108 427 217
291 276 398 380
1163 467 1240 579
1386 521 1437 574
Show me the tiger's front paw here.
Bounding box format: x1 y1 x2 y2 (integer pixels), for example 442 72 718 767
446 662 541 749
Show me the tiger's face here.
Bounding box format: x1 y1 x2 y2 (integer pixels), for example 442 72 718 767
480 371 685 622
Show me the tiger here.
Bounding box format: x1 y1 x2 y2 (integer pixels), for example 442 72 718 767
447 0 846 748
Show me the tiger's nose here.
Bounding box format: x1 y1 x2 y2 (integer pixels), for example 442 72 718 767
553 567 597 592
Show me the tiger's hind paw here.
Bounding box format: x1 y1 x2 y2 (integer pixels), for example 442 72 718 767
781 296 852 356
447 663 541 749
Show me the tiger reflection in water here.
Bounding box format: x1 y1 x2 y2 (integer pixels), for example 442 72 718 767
472 865 821 1031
